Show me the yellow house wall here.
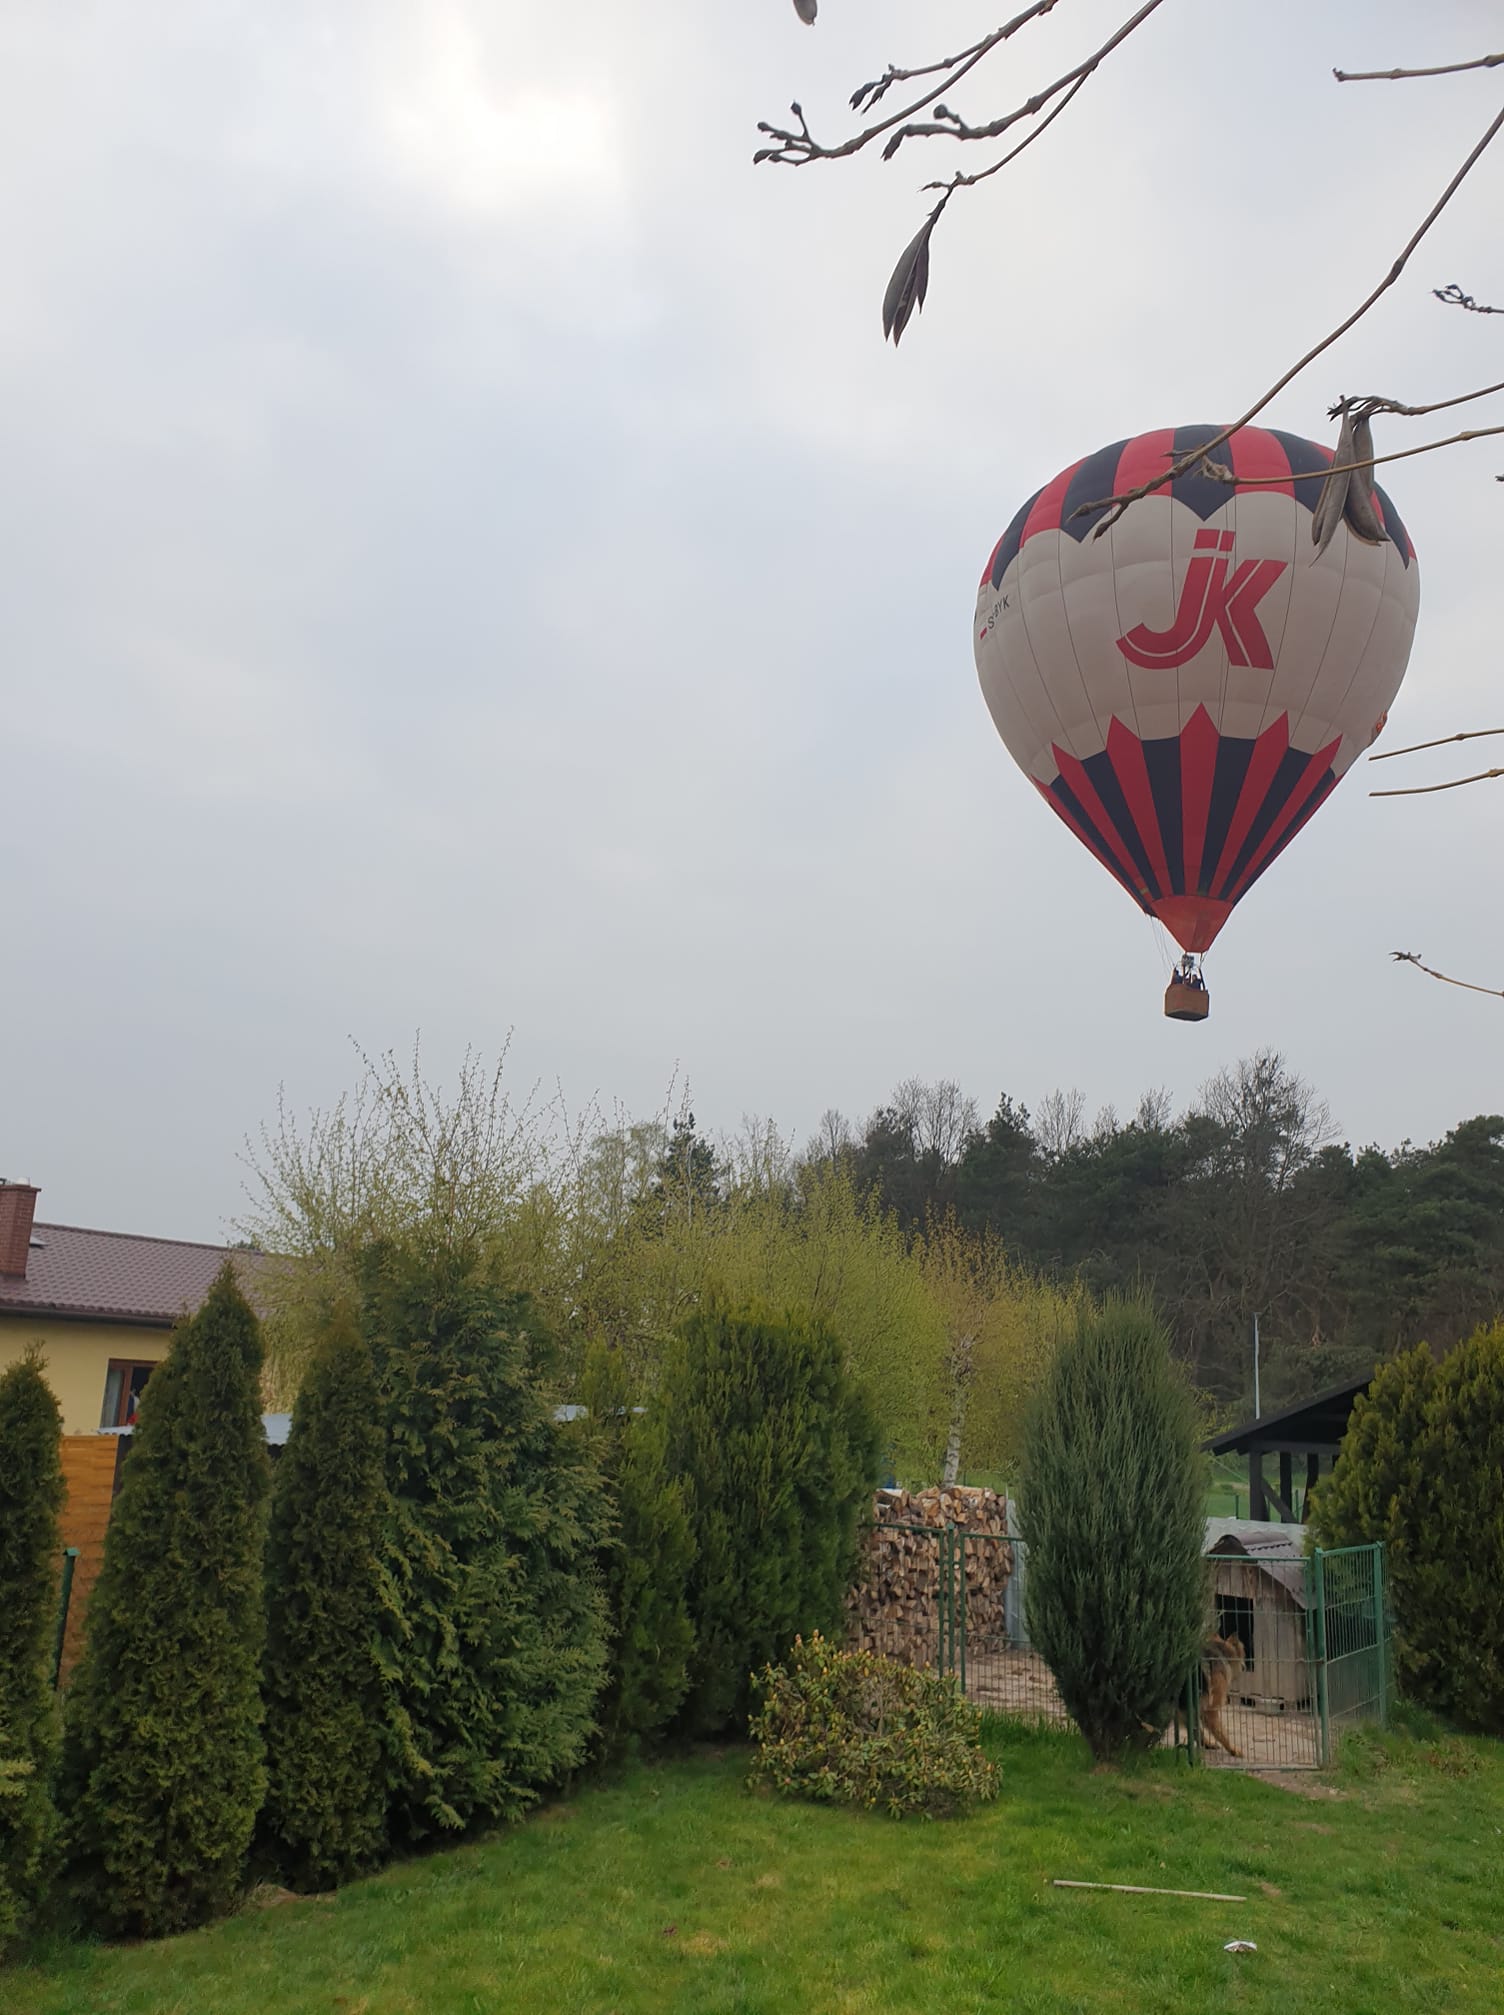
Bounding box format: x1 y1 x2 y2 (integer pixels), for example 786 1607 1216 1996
0 1316 172 1435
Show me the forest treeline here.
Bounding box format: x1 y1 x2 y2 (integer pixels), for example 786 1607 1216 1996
809 1051 1504 1410
245 1046 1504 1486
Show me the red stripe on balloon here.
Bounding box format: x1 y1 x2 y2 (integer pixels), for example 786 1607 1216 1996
1228 426 1294 498
1207 714 1290 898
1050 742 1154 898
1110 427 1178 501
979 535 1005 589
1105 717 1172 898
1019 458 1087 546
1178 704 1219 895
1033 780 1145 906
1223 734 1343 902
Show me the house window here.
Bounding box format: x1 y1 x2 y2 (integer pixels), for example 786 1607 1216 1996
100 1360 158 1429
1216 1591 1255 1665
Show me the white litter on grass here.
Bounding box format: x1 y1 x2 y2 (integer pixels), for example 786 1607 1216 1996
1224 1940 1258 1954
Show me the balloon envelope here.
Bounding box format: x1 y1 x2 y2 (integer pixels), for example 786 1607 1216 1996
973 424 1420 953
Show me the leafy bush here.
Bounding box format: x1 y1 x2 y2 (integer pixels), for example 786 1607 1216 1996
1311 1325 1504 1733
261 1310 391 1891
0 1349 64 1955
1021 1295 1207 1761
663 1302 882 1736
363 1253 611 1846
749 1633 997 1817
579 1342 696 1756
58 1267 270 1939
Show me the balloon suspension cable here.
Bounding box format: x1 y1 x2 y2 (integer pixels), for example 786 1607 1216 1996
1145 912 1178 979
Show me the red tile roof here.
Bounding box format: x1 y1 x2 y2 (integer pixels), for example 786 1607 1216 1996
0 1222 264 1327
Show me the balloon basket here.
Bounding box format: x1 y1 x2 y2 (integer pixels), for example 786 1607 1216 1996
1164 980 1210 1022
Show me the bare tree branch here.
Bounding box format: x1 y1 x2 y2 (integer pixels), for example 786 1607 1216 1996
1336 54 1504 84
753 0 1063 166
880 0 1168 158
1371 767 1504 798
1203 420 1504 489
1370 727 1504 763
1331 379 1504 421
1390 951 1504 1000
1069 98 1504 534
1434 281 1502 315
921 69 1091 196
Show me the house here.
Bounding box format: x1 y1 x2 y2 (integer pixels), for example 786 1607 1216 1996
1203 1375 1371 1522
0 1180 261 1434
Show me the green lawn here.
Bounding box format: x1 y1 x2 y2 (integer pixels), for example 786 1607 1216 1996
10 1720 1503 2014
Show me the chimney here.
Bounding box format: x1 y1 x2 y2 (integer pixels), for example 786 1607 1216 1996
0 1182 40 1279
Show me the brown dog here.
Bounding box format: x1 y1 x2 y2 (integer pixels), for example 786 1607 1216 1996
1199 1633 1246 1756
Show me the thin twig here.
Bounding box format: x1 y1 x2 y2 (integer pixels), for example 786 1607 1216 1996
922 71 1091 194
1371 767 1504 796
885 0 1168 157
1335 378 1504 419
1069 99 1504 534
754 0 1062 166
1370 727 1504 762
1212 422 1504 486
1434 281 1502 315
1390 952 1504 1001
1335 54 1503 84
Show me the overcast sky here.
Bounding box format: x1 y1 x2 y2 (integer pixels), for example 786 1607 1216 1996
4 0 1501 1242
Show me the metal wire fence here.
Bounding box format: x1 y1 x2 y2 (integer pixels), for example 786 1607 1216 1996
849 1521 1391 1769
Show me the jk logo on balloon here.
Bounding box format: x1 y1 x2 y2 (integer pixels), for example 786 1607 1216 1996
1116 530 1286 671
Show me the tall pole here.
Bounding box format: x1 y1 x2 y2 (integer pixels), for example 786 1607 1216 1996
1253 1311 1261 1421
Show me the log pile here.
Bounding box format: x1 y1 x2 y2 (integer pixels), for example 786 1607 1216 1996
846 1485 1013 1670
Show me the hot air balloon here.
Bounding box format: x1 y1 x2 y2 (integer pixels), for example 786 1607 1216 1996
973 424 1420 1019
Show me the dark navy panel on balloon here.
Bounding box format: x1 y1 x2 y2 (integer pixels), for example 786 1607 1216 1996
988 486 1045 589
1141 735 1186 896
1198 736 1257 897
1220 746 1326 896
1057 439 1129 545
1051 778 1144 904
1169 424 1238 523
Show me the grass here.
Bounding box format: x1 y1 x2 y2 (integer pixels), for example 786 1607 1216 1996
956 1459 1264 1523
9 1717 1503 2015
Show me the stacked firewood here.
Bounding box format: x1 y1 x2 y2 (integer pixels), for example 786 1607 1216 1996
845 1485 1013 1668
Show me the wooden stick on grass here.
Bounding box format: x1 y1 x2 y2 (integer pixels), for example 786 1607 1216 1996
1052 1880 1247 1902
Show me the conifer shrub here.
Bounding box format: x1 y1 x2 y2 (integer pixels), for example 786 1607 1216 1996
663 1303 882 1737
1312 1325 1504 1733
749 1633 997 1817
0 1350 64 1955
1020 1296 1206 1761
261 1310 391 1891
363 1252 610 1846
58 1267 270 1939
579 1341 696 1756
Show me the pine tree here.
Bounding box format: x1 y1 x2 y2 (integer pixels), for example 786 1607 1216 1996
1021 1296 1207 1761
0 1350 64 1955
664 1302 882 1737
261 1310 390 1891
1312 1326 1504 1732
580 1341 696 1755
58 1267 269 1938
364 1252 610 1845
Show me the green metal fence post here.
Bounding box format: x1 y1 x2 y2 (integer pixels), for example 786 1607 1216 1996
1312 1547 1330 1765
51 1547 79 1688
957 1528 967 1696
1372 1543 1388 1729
936 1527 950 1679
